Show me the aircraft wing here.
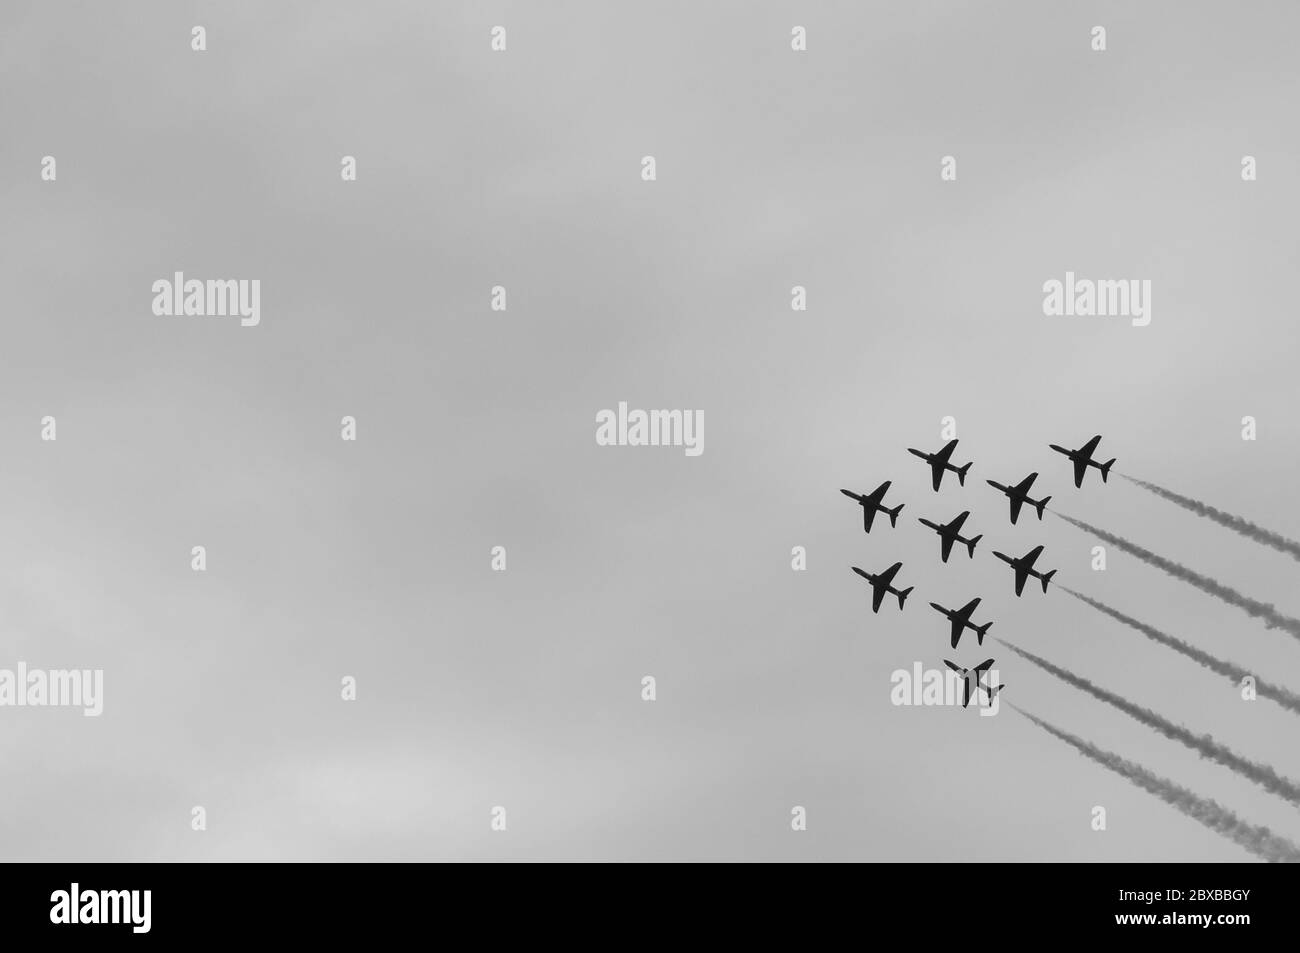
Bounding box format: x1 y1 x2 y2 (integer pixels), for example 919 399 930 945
1013 566 1029 597
872 584 886 613
934 440 957 464
1072 458 1088 488
1008 497 1024 524
1014 472 1037 494
862 506 877 532
940 535 954 562
878 562 902 586
930 461 944 492
949 618 965 649
961 675 974 708
1080 435 1102 457
949 511 969 533
865 480 890 506
957 597 981 620
1024 545 1044 566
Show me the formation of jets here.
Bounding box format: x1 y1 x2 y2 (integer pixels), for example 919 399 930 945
841 434 1114 707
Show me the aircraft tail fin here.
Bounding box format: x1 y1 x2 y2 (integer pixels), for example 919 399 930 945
1035 496 1050 519
897 587 913 610
1041 569 1057 593
956 461 972 486
888 503 903 528
966 535 982 558
1101 459 1116 482
975 621 992 644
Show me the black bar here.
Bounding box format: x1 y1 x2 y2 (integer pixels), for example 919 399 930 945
0 862 1288 941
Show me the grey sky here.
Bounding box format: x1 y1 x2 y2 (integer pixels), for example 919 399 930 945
2 1 1298 861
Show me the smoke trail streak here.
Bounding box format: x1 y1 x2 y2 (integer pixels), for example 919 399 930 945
1122 475 1300 563
998 639 1300 806
1053 512 1300 641
1009 705 1300 862
1061 586 1300 717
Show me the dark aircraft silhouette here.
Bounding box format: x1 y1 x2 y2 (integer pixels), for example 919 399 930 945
851 562 913 613
1049 435 1115 488
917 510 982 563
992 545 1058 596
986 471 1050 524
929 597 993 649
907 439 972 491
944 658 1003 708
839 481 904 533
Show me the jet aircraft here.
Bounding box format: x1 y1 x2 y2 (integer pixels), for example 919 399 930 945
992 545 1058 596
917 510 982 563
943 658 1003 708
986 472 1051 524
929 597 993 649
851 562 913 613
907 439 972 492
839 481 904 533
1049 435 1115 488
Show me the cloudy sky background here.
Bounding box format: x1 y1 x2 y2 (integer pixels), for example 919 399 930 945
2 1 1299 860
